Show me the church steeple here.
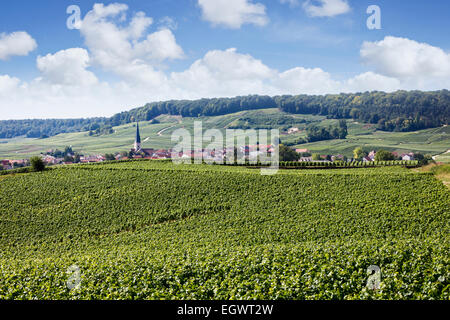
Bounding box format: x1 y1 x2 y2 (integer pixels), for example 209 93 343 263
134 122 142 151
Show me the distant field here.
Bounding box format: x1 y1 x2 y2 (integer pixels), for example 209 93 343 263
0 161 448 299
435 150 450 163
0 122 171 159
0 109 320 159
0 109 448 160
295 126 450 160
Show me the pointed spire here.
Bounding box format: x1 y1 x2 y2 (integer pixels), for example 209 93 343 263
134 121 142 151
136 122 141 144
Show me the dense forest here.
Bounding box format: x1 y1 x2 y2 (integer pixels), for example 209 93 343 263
112 91 450 133
0 118 106 139
306 120 348 143
275 90 450 132
283 120 348 146
227 113 309 130
1 90 449 139
109 95 277 126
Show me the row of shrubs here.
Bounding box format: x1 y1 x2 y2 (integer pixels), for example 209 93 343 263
84 158 419 168
222 160 420 168
77 158 173 167
0 158 420 175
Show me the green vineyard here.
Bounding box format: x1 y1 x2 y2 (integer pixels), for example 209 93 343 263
0 161 448 299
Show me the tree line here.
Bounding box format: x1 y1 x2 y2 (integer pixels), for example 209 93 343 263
118 91 449 132
275 90 449 132
0 118 107 139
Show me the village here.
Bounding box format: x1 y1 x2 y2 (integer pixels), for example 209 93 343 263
0 123 421 170
0 147 418 171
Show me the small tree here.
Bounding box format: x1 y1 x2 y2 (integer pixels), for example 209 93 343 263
64 146 74 156
353 147 367 160
279 145 300 162
30 156 45 172
105 153 116 161
375 150 395 161
64 155 74 163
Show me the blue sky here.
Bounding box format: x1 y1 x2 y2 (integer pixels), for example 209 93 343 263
1 0 450 119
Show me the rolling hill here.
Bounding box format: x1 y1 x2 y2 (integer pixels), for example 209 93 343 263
0 109 449 161
1 90 450 140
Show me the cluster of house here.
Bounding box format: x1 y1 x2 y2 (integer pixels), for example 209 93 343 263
131 123 277 161
127 148 172 160
190 145 273 162
362 150 378 162
0 159 28 170
286 127 301 135
129 147 417 163
361 151 416 162
399 152 416 161
294 149 346 162
41 154 106 165
295 149 416 163
0 148 417 170
130 145 275 162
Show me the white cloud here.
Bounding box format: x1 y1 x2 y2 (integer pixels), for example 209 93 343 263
3 43 447 119
303 0 350 17
178 48 273 81
0 75 20 95
128 11 154 39
344 72 401 93
0 78 133 119
273 67 339 94
134 29 184 62
89 2 128 19
79 3 183 83
171 48 275 97
0 31 37 60
172 50 403 97
36 48 98 86
361 36 450 79
158 17 178 31
198 0 268 29
80 4 136 70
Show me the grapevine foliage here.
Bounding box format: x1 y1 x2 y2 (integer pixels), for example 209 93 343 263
0 161 448 299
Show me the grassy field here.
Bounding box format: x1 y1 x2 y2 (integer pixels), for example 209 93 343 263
0 161 449 299
414 164 450 189
0 109 448 160
435 150 450 163
294 125 450 159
